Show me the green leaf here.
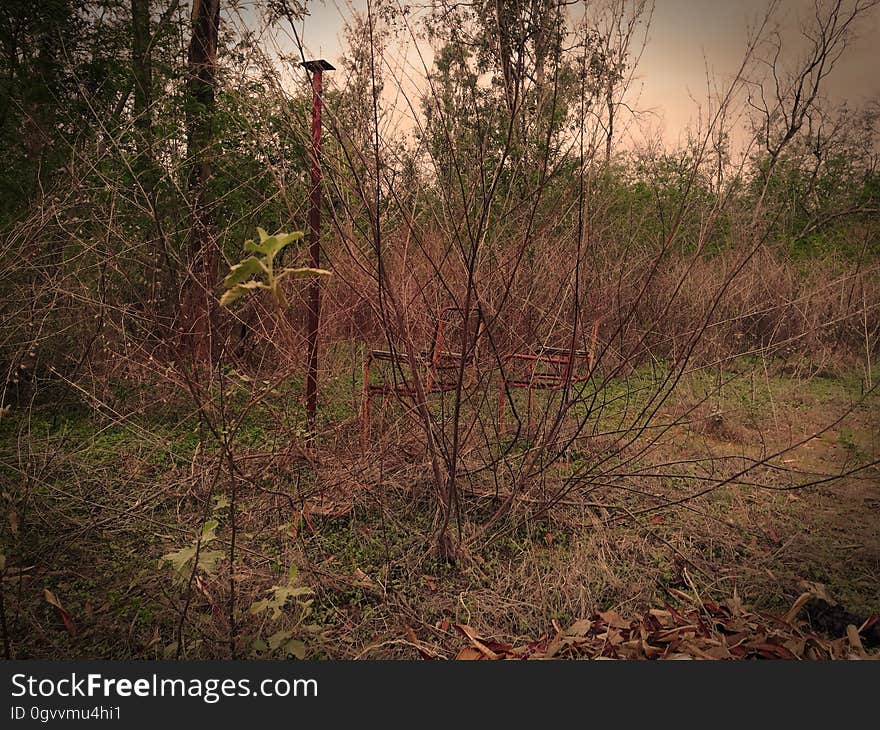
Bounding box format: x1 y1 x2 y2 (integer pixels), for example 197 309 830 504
276 266 332 281
212 495 230 511
196 550 224 575
260 232 297 261
159 519 223 582
202 519 218 542
159 545 224 579
286 639 307 659
223 256 265 288
220 280 268 307
219 286 246 307
276 231 305 248
160 545 196 573
259 235 280 257
267 628 294 651
249 597 278 619
266 630 307 659
250 638 269 657
249 584 313 620
243 230 304 259
244 238 268 255
221 228 310 309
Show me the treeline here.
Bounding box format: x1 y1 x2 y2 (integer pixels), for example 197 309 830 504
1 0 878 393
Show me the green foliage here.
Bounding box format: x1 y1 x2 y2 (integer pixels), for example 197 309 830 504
836 429 864 461
248 565 315 659
220 228 330 308
0 0 89 223
250 583 312 622
159 519 224 584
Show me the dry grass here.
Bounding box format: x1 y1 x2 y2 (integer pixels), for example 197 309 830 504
3 355 875 659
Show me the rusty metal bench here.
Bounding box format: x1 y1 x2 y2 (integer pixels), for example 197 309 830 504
497 319 601 432
362 305 485 439
363 307 601 439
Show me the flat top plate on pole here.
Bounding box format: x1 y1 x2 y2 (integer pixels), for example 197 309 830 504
302 59 335 71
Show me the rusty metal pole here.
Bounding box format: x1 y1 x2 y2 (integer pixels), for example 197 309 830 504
302 59 334 434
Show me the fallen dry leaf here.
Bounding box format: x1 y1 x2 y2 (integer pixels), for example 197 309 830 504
8 509 19 537
597 610 629 629
454 624 501 660
450 590 879 661
44 588 77 637
455 646 485 660
782 592 815 624
568 619 592 636
846 624 866 657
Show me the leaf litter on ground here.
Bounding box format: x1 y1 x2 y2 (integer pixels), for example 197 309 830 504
448 584 878 660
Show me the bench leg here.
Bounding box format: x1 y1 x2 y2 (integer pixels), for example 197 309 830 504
527 386 534 435
362 391 372 448
362 357 372 448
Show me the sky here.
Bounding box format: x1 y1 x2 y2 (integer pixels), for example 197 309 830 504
267 0 880 146
636 1 879 144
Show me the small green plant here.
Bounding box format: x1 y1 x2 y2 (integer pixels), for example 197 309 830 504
159 519 224 584
219 228 330 309
248 565 316 659
837 429 863 461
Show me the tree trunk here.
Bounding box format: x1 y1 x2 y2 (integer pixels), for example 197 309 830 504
179 0 220 364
